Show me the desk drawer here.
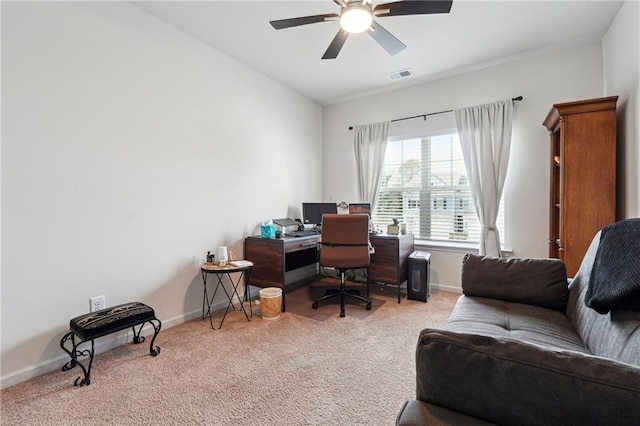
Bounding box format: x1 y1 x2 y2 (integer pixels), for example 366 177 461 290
285 239 318 253
369 256 398 284
245 238 284 287
368 234 414 286
370 239 398 257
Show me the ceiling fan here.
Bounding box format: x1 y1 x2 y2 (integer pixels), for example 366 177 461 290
269 0 453 59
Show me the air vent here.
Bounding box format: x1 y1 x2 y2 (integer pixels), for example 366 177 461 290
387 68 413 81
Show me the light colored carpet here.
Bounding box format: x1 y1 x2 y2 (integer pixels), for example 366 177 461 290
1 285 458 425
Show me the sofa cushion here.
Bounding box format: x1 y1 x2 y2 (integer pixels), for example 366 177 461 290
415 329 640 426
70 302 156 341
446 296 588 353
461 254 569 310
567 232 640 366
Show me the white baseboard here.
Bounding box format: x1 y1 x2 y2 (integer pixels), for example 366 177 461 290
430 283 462 294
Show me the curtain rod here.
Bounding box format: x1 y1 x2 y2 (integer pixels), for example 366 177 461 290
348 96 523 130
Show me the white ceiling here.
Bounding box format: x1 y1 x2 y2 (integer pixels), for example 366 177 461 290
133 1 623 105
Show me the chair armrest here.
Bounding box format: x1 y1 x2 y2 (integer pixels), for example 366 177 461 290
461 254 568 310
415 329 640 426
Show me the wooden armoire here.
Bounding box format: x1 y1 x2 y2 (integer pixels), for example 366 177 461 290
542 96 617 277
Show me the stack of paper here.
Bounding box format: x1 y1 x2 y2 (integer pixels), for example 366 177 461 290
229 260 254 268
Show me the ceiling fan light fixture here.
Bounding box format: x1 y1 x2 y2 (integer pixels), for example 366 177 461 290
340 6 373 33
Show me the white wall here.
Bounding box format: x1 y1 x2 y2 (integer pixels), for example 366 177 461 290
1 2 322 388
323 43 605 290
603 0 640 218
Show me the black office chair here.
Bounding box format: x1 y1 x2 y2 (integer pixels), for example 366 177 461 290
312 214 372 317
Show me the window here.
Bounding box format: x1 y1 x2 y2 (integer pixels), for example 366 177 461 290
372 132 504 245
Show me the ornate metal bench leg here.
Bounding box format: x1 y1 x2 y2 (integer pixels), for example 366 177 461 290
148 318 162 356
132 324 146 344
131 319 161 356
60 332 94 386
60 332 77 370
73 339 94 386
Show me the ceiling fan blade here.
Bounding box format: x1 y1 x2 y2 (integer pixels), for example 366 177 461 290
322 30 350 60
270 13 339 30
374 0 453 17
368 21 406 56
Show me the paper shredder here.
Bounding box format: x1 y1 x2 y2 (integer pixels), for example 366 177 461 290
408 251 430 302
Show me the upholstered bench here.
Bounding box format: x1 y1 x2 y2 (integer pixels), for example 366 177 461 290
60 302 161 386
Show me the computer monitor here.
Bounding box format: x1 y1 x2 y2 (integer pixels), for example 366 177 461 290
349 203 371 216
302 202 337 226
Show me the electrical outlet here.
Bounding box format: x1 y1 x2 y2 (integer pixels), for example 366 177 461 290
90 295 106 312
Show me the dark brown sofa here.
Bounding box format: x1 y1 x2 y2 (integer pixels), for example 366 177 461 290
397 219 640 425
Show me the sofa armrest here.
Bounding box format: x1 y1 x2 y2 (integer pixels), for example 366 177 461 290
461 254 568 310
416 329 640 426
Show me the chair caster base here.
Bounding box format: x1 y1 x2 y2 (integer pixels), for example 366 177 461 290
311 269 371 317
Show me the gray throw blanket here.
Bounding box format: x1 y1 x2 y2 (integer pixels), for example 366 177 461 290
585 218 640 314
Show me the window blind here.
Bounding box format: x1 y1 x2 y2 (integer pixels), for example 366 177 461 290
373 133 504 244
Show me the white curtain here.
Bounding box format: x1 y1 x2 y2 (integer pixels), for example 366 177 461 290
454 100 513 257
353 121 390 205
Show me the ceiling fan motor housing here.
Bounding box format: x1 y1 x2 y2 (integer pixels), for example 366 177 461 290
340 4 374 34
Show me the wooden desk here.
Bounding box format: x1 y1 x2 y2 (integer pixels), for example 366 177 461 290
244 233 415 310
369 233 415 303
244 234 320 312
